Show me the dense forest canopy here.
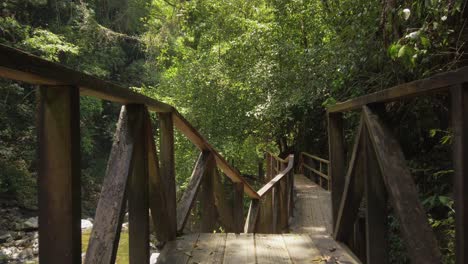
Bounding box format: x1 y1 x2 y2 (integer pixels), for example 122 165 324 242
0 0 466 262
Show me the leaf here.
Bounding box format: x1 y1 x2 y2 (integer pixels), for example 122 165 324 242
438 196 451 206
420 36 430 48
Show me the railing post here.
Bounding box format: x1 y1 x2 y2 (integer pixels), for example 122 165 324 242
129 105 149 264
451 84 468 264
86 105 143 264
364 123 388 264
328 112 346 229
158 112 177 240
38 86 81 264
200 157 217 232
233 182 244 233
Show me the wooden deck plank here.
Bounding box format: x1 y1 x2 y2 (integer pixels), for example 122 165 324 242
223 233 256 264
290 174 331 235
157 234 200 264
189 233 227 264
282 234 322 263
290 174 362 264
255 234 292 264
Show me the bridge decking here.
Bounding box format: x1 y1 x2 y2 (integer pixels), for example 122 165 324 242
157 174 360 264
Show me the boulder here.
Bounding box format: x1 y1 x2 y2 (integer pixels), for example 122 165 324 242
16 217 38 231
81 219 93 230
150 252 160 264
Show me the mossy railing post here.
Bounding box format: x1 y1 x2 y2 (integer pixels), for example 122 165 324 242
38 85 81 264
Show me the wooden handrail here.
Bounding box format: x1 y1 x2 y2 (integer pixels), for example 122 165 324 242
267 152 289 164
301 152 330 164
0 44 259 199
327 66 468 113
299 152 329 190
257 155 294 197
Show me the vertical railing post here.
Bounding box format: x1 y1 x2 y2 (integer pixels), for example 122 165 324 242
129 105 149 264
158 113 177 240
233 182 244 233
364 123 388 264
451 84 468 264
200 157 217 232
328 112 346 229
38 86 81 264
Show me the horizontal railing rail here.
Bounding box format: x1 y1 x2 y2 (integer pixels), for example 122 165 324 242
298 152 329 190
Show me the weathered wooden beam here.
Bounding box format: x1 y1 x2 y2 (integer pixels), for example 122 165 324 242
38 85 81 264
333 119 365 242
145 113 171 243
451 84 468 264
363 106 442 263
158 112 177 240
277 163 288 232
213 169 236 232
0 45 174 112
172 110 259 199
257 155 294 197
128 105 149 264
328 66 468 113
233 182 244 234
328 112 346 229
85 105 142 264
244 199 260 233
364 124 388 264
200 157 217 232
176 151 213 233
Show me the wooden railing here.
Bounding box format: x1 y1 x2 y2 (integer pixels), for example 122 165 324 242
0 44 298 263
298 152 329 190
328 67 468 264
244 153 295 234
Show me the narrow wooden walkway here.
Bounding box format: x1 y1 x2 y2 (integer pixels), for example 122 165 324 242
157 174 360 264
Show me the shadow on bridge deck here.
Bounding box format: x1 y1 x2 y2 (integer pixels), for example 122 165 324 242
156 174 361 264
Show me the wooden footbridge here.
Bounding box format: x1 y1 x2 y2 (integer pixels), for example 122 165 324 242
0 44 467 264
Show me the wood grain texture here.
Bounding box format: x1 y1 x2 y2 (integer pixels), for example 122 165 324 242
157 234 200 264
177 152 213 233
244 199 260 233
282 234 322 264
128 105 149 264
159 112 177 240
212 169 236 232
328 66 468 113
363 106 442 263
255 234 292 264
38 86 81 264
364 123 388 264
233 182 244 233
223 234 256 264
328 112 345 230
85 106 142 264
0 45 174 112
451 84 468 264
146 113 171 242
200 157 217 232
190 233 227 264
257 155 294 197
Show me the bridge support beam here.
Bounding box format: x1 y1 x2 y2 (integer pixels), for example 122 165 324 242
38 86 81 264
